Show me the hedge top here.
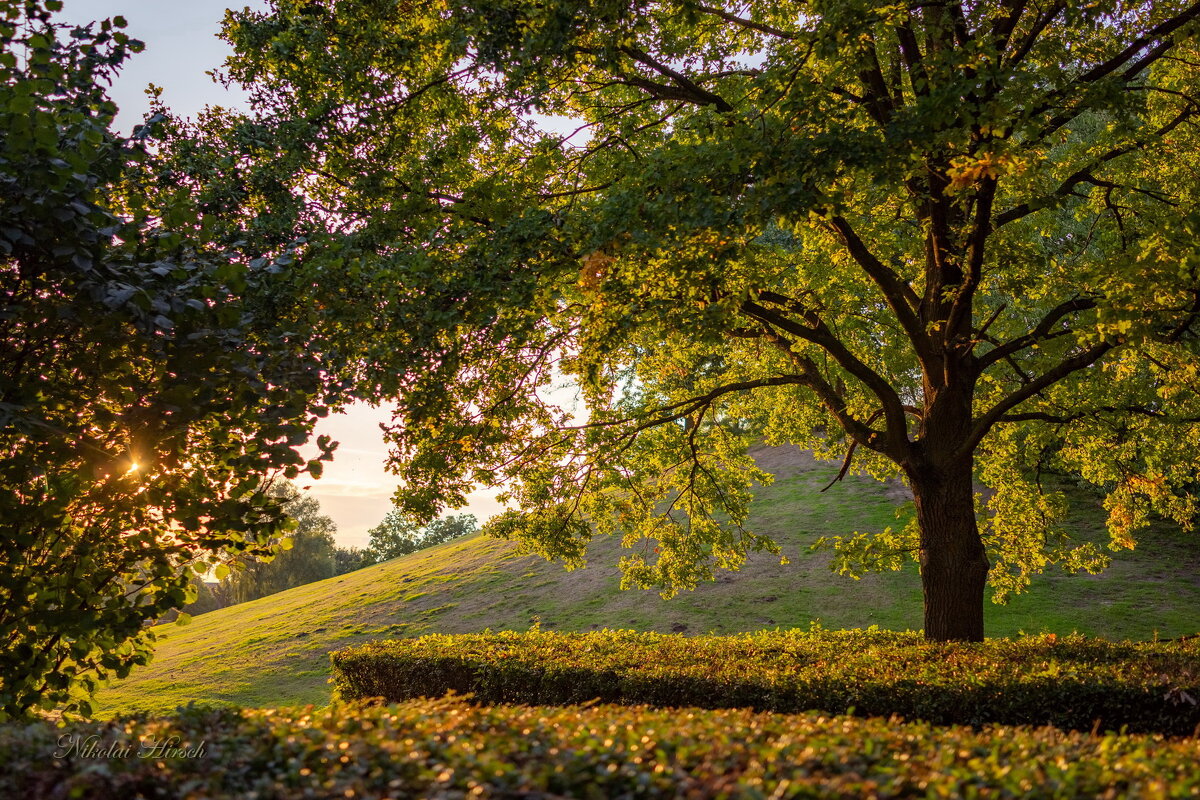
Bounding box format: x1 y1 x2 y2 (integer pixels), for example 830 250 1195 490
332 628 1200 734
334 626 1200 685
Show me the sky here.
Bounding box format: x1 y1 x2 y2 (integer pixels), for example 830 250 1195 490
57 1 509 547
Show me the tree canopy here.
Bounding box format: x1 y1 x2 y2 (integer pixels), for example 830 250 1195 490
222 482 339 604
213 0 1200 641
365 512 479 563
0 0 340 718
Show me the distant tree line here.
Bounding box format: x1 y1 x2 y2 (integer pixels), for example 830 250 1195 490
180 484 478 616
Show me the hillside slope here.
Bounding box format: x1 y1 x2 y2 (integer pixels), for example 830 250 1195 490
94 446 1200 715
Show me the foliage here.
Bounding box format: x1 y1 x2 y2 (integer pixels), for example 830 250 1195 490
178 577 231 618
4 698 1200 798
333 628 1200 735
221 0 1200 640
333 545 372 575
365 512 478 563
0 1 340 719
222 481 338 604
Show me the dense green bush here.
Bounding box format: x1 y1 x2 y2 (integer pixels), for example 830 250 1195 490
1 698 1198 798
332 628 1200 735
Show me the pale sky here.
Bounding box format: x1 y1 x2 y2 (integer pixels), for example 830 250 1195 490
58 1 510 547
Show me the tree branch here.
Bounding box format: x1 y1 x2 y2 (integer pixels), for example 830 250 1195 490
989 0 1028 57
618 46 734 112
945 1 973 48
960 341 1114 459
857 30 896 125
740 298 911 453
945 177 997 345
1004 1 1065 70
894 14 928 94
975 297 1097 369
997 107 1197 227
538 182 614 201
1075 0 1200 85
820 404 922 491
756 327 893 453
563 375 806 434
998 405 1200 424
826 215 933 367
695 4 799 40
1024 4 1200 143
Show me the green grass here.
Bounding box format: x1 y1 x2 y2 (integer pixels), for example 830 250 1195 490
93 445 1200 716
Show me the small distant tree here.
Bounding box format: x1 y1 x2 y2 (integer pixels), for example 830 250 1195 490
365 512 478 563
333 546 373 575
223 482 338 603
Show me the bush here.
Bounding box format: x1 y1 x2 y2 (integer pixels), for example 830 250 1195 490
331 628 1200 735
1 698 1199 798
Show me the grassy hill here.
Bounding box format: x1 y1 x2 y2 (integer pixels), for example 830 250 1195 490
94 446 1200 716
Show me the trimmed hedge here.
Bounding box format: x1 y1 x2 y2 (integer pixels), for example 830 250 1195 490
3 699 1200 798
331 628 1200 735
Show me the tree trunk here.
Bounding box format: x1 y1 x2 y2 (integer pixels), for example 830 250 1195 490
908 459 990 642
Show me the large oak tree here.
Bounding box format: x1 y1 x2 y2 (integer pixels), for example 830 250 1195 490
222 0 1200 640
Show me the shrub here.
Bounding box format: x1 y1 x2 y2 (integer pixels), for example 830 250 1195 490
331 628 1200 735
1 698 1199 798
